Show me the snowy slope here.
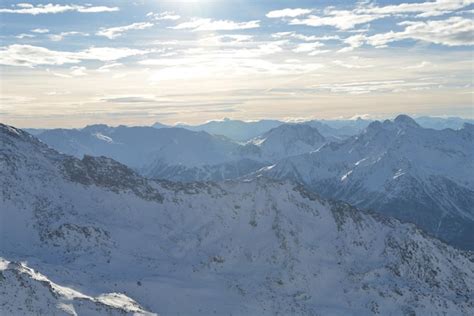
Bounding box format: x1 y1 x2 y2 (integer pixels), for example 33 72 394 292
260 115 474 250
1 123 474 315
0 258 155 316
243 124 326 161
36 125 243 169
35 123 329 182
36 124 272 182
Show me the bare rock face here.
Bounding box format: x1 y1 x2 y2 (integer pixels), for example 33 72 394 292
61 155 163 202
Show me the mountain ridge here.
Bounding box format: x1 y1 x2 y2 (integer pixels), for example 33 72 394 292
1 123 473 315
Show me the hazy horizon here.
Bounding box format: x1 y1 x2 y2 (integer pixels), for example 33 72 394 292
6 113 473 129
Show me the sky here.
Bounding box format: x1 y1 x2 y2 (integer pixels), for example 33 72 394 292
0 0 473 128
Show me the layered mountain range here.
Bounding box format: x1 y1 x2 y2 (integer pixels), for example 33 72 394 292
36 123 328 181
1 123 473 315
164 116 474 141
32 115 474 251
260 115 474 250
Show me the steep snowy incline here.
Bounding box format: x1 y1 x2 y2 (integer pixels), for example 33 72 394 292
261 115 474 250
1 123 473 315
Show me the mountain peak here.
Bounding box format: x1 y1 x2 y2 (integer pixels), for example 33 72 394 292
152 121 168 129
394 114 420 128
0 123 26 138
82 124 111 133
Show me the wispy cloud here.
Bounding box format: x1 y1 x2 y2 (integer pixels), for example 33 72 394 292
290 10 385 30
170 18 260 31
0 45 150 67
272 32 340 42
359 0 474 18
266 8 312 18
146 11 180 21
403 61 432 69
48 31 89 42
313 79 439 94
276 1 474 32
292 42 325 53
70 66 87 76
0 3 119 15
338 34 367 52
362 17 474 48
96 63 123 73
97 22 153 39
15 33 35 39
332 59 374 69
31 28 49 34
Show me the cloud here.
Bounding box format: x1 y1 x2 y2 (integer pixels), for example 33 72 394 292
292 42 325 53
0 95 35 104
44 91 70 96
332 60 374 69
170 18 260 31
48 31 89 42
101 96 158 103
358 0 474 18
0 45 149 67
338 34 367 52
336 16 473 50
196 34 255 47
0 3 119 15
313 79 439 94
403 61 432 69
45 68 72 78
366 17 474 47
80 47 151 61
97 22 153 39
147 11 180 21
266 8 312 18
277 1 474 32
272 32 340 42
16 33 35 39
31 28 49 33
96 63 123 73
290 10 386 30
308 50 331 56
70 66 87 76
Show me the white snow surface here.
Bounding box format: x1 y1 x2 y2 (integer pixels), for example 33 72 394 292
1 123 474 315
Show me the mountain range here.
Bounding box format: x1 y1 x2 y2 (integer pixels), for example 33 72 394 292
35 123 328 182
1 123 473 315
260 115 474 250
31 115 474 251
158 116 474 141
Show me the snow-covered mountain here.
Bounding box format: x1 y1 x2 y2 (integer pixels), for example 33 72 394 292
0 258 155 316
176 118 283 141
415 116 474 130
306 117 372 139
35 123 329 182
260 115 474 250
36 124 242 169
242 124 326 161
1 123 474 315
